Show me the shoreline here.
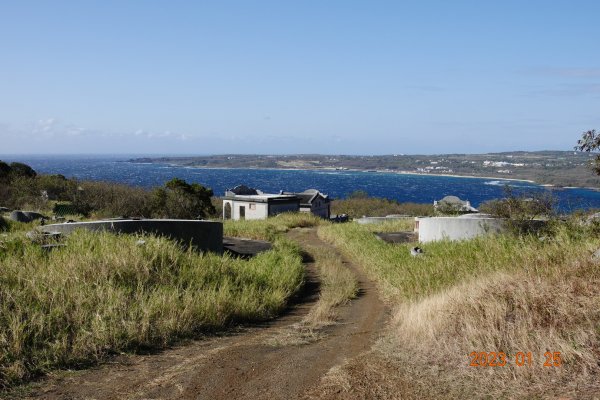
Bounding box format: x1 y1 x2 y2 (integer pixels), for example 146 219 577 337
391 170 536 184
130 161 600 191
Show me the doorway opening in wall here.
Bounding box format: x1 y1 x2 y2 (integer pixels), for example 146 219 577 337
239 206 245 220
224 203 232 220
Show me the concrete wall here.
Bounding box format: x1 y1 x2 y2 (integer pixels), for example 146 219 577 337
41 219 223 253
300 203 330 218
224 200 269 220
237 202 268 220
415 216 505 243
268 202 299 216
356 215 412 224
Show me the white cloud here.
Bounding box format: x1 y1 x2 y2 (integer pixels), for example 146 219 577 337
29 118 96 138
132 129 187 140
1 118 192 142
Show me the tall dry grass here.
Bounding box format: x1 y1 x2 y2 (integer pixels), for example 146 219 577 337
224 212 325 241
267 241 358 346
382 267 600 398
302 246 358 327
0 230 303 388
331 197 433 218
360 218 415 233
320 221 600 397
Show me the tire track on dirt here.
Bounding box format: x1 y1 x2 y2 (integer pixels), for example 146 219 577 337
27 227 388 400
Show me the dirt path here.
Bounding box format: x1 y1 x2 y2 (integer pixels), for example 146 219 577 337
26 228 388 400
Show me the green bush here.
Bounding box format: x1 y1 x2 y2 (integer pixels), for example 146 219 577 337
151 178 216 219
72 180 155 218
332 196 433 218
479 186 556 235
0 160 219 219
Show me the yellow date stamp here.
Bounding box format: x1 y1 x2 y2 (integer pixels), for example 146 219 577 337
469 351 562 367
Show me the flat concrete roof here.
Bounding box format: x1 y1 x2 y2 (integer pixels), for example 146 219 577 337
223 194 299 203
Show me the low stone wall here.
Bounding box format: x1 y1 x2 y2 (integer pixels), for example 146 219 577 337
356 215 412 224
415 216 505 243
41 219 223 253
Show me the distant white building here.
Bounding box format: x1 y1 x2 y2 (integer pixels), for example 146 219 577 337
223 185 332 220
223 185 299 220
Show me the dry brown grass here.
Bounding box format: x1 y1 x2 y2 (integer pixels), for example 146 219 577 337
302 246 358 327
267 245 358 346
332 197 433 219
317 221 600 398
378 264 600 398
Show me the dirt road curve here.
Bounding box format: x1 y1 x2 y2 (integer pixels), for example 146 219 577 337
28 228 388 400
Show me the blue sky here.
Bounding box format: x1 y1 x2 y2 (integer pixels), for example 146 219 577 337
1 1 599 155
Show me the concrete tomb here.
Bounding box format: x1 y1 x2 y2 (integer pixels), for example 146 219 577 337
356 215 412 224
9 210 48 223
40 219 223 253
415 214 505 243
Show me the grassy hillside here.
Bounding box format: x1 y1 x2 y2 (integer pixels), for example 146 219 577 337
223 212 325 241
331 196 433 218
319 221 600 397
0 229 303 388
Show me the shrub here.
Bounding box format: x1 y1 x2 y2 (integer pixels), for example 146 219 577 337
332 196 433 218
479 186 556 235
8 162 37 179
72 180 155 218
151 178 216 219
0 161 11 182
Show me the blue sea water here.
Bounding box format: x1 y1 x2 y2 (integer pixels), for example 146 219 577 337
3 155 600 212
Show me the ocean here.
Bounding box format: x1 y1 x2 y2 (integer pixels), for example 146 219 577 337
3 155 600 212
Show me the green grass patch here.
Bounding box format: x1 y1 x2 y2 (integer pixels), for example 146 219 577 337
319 220 600 397
0 230 303 388
360 218 415 233
224 212 326 241
303 246 358 326
319 222 599 300
331 197 433 218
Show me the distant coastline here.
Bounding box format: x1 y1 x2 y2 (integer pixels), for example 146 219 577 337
128 151 600 190
5 155 600 211
131 161 600 191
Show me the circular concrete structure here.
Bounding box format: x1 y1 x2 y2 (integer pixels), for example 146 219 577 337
41 219 223 253
415 215 506 243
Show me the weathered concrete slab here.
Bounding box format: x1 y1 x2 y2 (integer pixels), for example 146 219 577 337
223 236 272 258
356 215 412 224
375 231 417 244
10 210 47 223
40 219 223 253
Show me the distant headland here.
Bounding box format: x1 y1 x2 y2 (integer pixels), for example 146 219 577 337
130 151 600 189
